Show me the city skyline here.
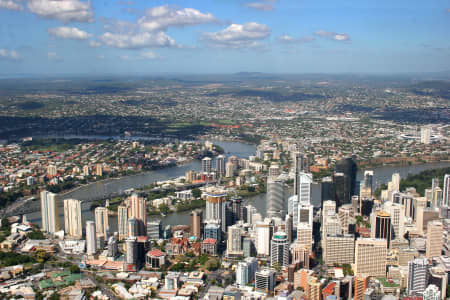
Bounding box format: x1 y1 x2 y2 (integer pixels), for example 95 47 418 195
0 0 449 75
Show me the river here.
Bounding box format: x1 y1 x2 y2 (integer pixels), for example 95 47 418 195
25 140 450 232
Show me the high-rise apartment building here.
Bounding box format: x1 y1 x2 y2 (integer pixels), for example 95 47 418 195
63 199 82 239
421 126 431 144
225 162 234 178
227 225 243 256
255 221 272 256
129 193 147 236
355 238 387 277
267 179 284 218
426 220 443 258
297 223 313 250
202 157 212 173
407 258 429 296
323 234 354 266
94 206 109 238
354 274 369 300
306 276 322 300
205 190 227 233
423 284 441 300
255 269 276 293
96 163 103 176
118 205 128 241
443 174 450 207
40 190 59 234
270 232 289 267
216 155 225 176
268 164 280 179
190 209 203 239
86 220 96 255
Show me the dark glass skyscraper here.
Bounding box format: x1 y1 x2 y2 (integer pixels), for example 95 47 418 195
334 157 357 207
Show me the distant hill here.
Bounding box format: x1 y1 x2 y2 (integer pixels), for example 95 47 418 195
409 80 450 100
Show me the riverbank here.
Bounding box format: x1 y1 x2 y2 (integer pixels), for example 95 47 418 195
357 156 450 170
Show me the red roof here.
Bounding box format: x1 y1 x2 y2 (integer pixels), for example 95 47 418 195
322 282 336 295
147 249 164 257
202 238 217 244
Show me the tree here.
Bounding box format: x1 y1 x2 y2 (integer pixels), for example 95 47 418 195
0 217 10 232
192 188 202 199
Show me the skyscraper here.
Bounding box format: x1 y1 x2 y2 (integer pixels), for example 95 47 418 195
285 214 293 243
63 198 82 239
391 173 401 192
334 157 357 206
384 201 405 241
293 152 308 195
129 193 147 236
190 209 203 239
226 162 234 178
298 200 314 227
354 238 387 277
126 237 138 266
423 285 441 300
118 205 128 241
255 220 272 256
216 155 225 176
322 200 336 226
288 195 299 229
86 220 96 255
426 220 443 258
323 234 354 266
354 274 369 300
268 164 280 179
270 232 289 267
202 157 212 173
205 190 227 233
297 223 313 250
236 262 249 287
421 126 431 144
94 206 109 239
40 190 59 234
227 225 243 256
371 210 392 247
407 258 429 295
443 174 450 207
298 172 313 204
255 269 276 293
267 179 285 218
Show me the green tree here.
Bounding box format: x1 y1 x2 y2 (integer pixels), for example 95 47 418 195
192 188 202 198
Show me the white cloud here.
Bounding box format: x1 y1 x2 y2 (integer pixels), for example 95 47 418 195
315 30 351 42
0 0 23 11
244 0 277 11
97 55 105 60
138 5 217 32
48 26 92 40
202 22 271 49
279 35 315 44
0 49 21 60
99 31 176 49
245 2 274 11
48 52 62 61
139 51 159 59
119 51 161 61
89 40 102 48
28 0 94 23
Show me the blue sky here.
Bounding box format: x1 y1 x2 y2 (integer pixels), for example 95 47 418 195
0 0 449 74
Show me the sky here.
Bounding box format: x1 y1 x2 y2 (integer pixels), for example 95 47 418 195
0 0 449 75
